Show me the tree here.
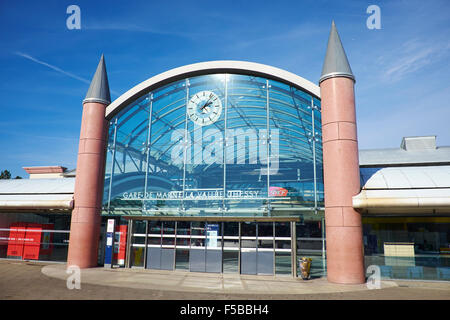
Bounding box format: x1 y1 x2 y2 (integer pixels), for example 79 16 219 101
0 170 11 179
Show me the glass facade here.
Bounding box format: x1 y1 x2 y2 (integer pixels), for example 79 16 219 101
127 219 312 276
363 217 450 281
103 73 323 217
0 212 71 262
360 167 450 281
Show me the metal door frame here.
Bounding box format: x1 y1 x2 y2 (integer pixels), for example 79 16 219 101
124 216 300 275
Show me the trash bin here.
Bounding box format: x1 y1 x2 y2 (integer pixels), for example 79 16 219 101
299 257 312 280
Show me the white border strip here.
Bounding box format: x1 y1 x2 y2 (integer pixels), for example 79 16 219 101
105 60 320 119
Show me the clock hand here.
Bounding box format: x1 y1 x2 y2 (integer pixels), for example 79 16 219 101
200 100 212 111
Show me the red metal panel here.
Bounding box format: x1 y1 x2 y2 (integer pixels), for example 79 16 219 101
113 225 127 265
7 222 26 257
23 224 42 260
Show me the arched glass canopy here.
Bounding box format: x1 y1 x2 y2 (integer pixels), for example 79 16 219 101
103 71 323 217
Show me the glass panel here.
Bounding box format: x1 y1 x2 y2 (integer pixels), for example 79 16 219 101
109 95 151 214
275 252 291 275
184 75 225 214
224 222 239 236
363 217 450 281
175 248 189 271
162 221 175 247
275 222 290 237
276 240 291 250
313 97 324 208
269 81 317 210
297 223 321 257
223 250 239 273
176 221 190 247
133 220 147 234
103 119 116 211
223 221 239 274
191 221 205 247
258 222 273 249
147 221 161 246
103 73 324 218
130 246 145 267
0 213 72 262
225 74 268 215
144 80 186 214
241 222 256 248
131 220 146 267
223 222 239 249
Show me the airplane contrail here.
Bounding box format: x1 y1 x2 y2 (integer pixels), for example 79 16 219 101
15 52 119 95
15 52 91 84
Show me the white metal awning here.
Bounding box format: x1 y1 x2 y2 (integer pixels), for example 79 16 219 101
0 178 74 210
353 166 450 214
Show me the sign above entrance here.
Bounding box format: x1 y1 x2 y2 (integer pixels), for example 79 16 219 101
121 188 290 201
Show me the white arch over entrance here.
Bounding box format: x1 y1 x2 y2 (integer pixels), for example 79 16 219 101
105 60 320 119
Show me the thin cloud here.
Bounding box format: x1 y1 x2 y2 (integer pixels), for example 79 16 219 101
15 52 120 95
84 23 213 38
381 39 449 82
15 52 90 84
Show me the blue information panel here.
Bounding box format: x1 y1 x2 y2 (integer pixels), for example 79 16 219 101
104 219 115 268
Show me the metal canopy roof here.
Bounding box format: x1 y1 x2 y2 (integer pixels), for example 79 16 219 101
0 178 74 194
354 166 450 214
362 166 450 189
359 136 450 167
0 178 74 210
359 146 450 167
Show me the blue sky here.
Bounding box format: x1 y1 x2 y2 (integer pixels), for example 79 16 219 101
0 0 449 177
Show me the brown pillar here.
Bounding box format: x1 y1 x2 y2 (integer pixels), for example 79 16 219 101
319 22 365 284
67 55 111 268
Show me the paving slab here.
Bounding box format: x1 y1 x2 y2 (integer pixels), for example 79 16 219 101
42 263 398 295
1 260 449 300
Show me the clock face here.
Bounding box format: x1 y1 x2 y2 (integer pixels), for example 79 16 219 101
187 90 222 126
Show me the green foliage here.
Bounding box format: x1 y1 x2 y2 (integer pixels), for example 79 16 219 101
0 170 11 179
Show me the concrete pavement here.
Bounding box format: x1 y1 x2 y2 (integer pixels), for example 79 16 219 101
1 260 449 300
42 263 394 295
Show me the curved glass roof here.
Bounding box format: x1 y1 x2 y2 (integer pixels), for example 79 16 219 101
103 72 323 217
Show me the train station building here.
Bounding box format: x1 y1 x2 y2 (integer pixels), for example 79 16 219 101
0 22 448 283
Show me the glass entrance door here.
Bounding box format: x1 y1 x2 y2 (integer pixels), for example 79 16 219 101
241 222 257 275
189 222 223 273
146 221 161 269
223 222 239 273
240 222 290 276
145 221 175 270
206 223 222 273
161 221 175 270
127 219 293 276
257 222 274 275
175 221 190 271
189 221 206 272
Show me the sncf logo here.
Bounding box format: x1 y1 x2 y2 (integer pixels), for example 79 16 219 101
269 187 288 197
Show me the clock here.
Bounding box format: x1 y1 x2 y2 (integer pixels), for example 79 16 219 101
187 90 222 126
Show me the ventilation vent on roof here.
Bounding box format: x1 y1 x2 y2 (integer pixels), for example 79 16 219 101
400 136 436 151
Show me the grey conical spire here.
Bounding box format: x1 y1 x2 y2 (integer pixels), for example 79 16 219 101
319 21 355 84
83 54 111 105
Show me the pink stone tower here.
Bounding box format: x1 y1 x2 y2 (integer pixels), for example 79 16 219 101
319 22 365 284
67 55 110 268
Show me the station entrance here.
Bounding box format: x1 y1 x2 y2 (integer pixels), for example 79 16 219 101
125 217 299 277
